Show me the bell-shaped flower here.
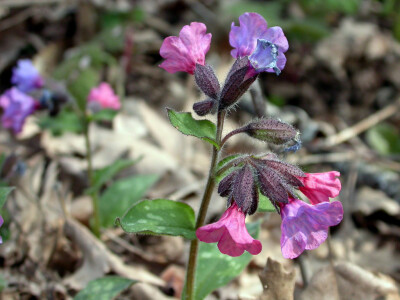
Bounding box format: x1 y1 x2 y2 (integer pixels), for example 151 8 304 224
196 203 262 257
0 215 3 244
11 59 44 93
0 88 36 134
298 172 341 205
87 82 121 110
229 12 288 75
280 198 343 259
159 22 212 74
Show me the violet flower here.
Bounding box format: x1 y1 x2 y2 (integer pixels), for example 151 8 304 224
87 82 121 110
0 215 3 244
230 12 288 75
280 198 343 259
11 59 44 93
298 172 341 205
159 22 212 74
0 88 36 134
196 203 262 257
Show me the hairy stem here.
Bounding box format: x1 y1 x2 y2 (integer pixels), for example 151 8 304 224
185 110 226 300
83 119 101 238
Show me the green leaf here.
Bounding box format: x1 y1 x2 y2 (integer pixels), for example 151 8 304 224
0 187 14 209
366 123 400 155
99 175 159 228
87 158 141 195
89 109 118 122
38 110 83 136
191 221 261 300
74 276 136 300
117 199 196 239
215 154 244 183
257 192 276 212
68 68 100 112
167 109 218 149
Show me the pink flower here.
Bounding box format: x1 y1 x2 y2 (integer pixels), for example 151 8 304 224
298 172 341 205
159 22 212 74
280 198 343 259
0 88 36 134
230 13 288 75
87 82 120 110
196 203 262 257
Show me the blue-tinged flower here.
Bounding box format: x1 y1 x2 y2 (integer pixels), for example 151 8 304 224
0 88 36 134
280 198 343 259
11 59 44 92
0 215 3 244
230 13 288 75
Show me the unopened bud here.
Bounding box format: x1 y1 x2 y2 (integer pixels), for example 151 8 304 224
244 118 299 146
193 98 216 116
194 64 220 100
219 57 258 111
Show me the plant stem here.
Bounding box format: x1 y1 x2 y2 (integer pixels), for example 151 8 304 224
83 119 101 238
185 110 226 300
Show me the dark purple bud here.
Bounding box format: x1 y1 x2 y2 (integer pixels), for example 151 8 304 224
193 98 216 116
232 164 258 215
219 57 257 110
194 64 220 99
255 164 292 204
260 158 305 187
244 118 299 145
218 169 239 197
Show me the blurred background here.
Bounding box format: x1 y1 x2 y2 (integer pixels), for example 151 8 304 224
0 0 400 299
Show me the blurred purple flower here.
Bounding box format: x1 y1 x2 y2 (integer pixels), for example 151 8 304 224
280 198 343 259
0 215 3 244
196 203 262 257
0 88 36 134
298 172 341 205
230 12 288 75
11 59 44 92
88 82 121 110
159 22 212 74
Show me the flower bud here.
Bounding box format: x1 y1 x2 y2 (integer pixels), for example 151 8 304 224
193 98 216 116
194 64 220 99
219 57 257 111
243 118 299 146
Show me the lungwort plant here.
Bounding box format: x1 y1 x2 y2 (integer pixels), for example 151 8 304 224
118 12 343 300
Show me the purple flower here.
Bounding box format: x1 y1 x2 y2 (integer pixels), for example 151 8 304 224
280 198 343 259
0 215 3 244
196 203 262 257
11 59 44 92
298 172 341 205
159 22 212 74
0 88 36 134
230 13 288 75
88 82 121 110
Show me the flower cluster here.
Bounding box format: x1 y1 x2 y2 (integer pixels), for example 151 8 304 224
0 60 43 134
159 12 343 259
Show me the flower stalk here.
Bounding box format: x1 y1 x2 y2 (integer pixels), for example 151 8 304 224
83 117 101 238
185 110 226 300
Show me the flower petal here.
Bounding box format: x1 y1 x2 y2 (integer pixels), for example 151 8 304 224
160 22 211 74
196 203 262 257
88 82 120 110
11 59 44 93
229 12 269 58
280 198 343 259
299 171 341 204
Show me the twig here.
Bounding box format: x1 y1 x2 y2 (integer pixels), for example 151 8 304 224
322 98 400 148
